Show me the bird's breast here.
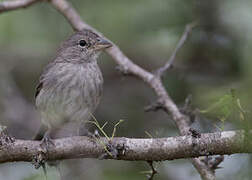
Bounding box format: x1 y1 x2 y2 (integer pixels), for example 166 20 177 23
36 61 103 127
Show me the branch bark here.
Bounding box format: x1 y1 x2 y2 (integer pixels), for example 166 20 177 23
0 130 250 164
0 0 41 13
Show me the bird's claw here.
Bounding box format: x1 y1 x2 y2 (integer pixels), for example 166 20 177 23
32 134 54 171
40 136 54 151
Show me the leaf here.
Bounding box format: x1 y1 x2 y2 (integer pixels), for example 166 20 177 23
200 90 237 123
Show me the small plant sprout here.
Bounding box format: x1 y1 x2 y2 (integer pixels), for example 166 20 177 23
88 113 124 157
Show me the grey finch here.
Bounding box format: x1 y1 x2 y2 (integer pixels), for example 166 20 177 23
35 30 112 144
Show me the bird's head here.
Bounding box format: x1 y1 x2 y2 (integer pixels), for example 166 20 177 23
56 29 112 63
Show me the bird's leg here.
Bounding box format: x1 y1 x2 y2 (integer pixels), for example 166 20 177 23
40 129 54 152
33 129 55 176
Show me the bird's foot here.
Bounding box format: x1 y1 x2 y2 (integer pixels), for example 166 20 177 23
40 135 54 152
40 129 54 152
32 131 54 170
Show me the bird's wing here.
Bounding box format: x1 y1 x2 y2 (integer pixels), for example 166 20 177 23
35 81 43 99
35 60 57 99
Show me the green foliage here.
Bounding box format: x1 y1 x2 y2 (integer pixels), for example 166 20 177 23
200 89 247 130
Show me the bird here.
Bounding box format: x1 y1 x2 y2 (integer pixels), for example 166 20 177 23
34 29 112 146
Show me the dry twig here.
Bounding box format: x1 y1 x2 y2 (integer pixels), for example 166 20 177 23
147 161 158 180
156 22 196 77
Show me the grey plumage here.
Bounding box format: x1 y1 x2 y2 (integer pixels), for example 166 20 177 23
35 30 111 136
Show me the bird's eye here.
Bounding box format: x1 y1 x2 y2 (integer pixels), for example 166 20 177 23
79 40 87 47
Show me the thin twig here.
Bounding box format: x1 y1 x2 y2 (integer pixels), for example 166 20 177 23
156 22 196 77
204 155 224 172
144 99 166 112
147 161 158 180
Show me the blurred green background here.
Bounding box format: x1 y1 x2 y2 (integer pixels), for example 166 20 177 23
0 0 251 179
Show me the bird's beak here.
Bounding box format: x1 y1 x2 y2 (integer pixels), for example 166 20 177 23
96 38 112 50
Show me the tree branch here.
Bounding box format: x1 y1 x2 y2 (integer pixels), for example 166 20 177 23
0 130 250 164
0 0 41 13
156 22 196 77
